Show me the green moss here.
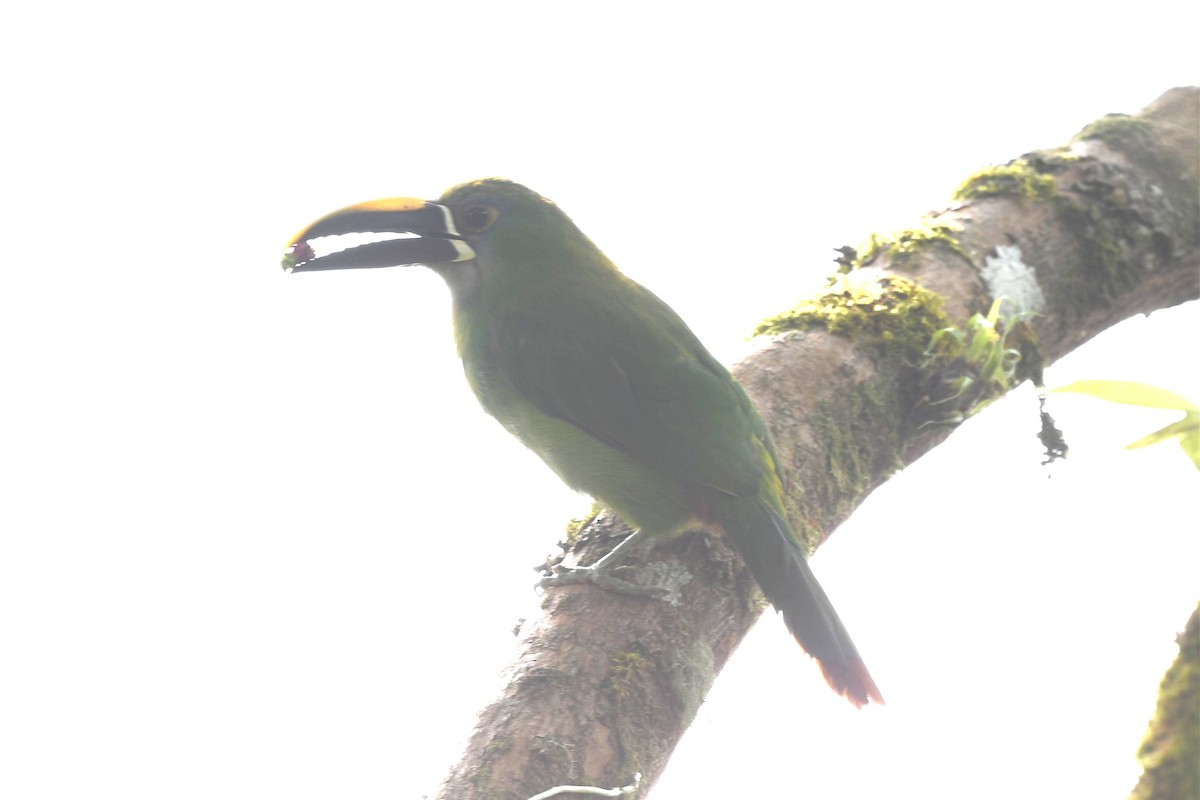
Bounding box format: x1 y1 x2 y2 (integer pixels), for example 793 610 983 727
609 651 651 701
1021 146 1083 173
563 505 601 542
1052 191 1143 308
754 275 955 511
1130 605 1199 800
954 162 1057 201
855 217 969 267
1076 114 1156 155
797 383 903 542
481 733 512 758
754 273 952 367
750 271 1040 535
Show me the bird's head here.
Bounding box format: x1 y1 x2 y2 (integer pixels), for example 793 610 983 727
282 178 606 299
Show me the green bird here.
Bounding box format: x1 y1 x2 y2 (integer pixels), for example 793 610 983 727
283 178 883 707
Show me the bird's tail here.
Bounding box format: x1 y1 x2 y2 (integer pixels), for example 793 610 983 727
717 495 883 707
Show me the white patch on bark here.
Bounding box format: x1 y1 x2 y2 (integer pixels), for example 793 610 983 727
981 245 1046 317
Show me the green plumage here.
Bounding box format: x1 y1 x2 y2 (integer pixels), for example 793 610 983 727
434 179 880 706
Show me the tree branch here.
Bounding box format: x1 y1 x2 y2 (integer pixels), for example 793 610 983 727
434 86 1199 799
1128 603 1200 800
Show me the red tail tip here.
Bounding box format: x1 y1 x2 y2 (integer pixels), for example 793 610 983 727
822 658 884 709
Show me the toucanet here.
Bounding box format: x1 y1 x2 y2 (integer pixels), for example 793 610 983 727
282 178 883 707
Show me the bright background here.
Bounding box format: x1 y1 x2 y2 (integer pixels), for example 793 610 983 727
3 2 1197 798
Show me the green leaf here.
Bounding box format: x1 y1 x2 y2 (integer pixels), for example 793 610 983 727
1051 380 1199 412
1181 428 1200 470
1125 412 1200 470
1051 381 1200 471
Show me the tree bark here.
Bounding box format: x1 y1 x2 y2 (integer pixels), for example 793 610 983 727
434 86 1200 800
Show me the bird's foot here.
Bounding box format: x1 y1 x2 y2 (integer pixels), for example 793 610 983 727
537 529 691 603
537 563 670 598
537 528 669 597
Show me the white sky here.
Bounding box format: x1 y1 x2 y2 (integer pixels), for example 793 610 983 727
3 2 1197 798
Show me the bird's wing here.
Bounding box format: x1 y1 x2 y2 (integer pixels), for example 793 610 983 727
487 281 769 498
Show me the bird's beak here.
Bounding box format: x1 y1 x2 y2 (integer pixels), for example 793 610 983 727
282 198 476 273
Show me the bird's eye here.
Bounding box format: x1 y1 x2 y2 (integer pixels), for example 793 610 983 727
460 204 499 233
